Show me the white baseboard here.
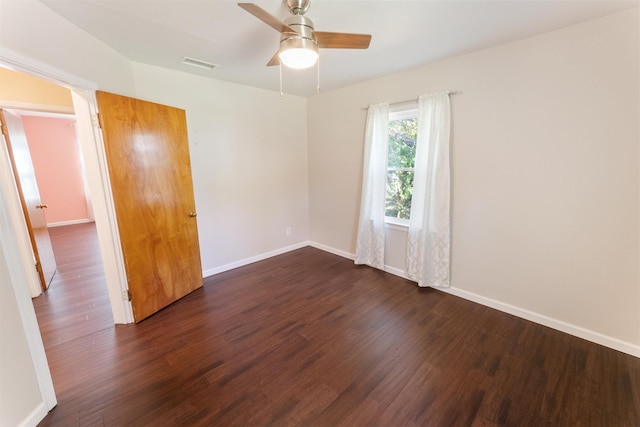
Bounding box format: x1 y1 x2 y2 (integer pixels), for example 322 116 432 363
382 265 410 280
18 402 48 427
307 241 411 279
47 218 93 228
438 287 640 358
202 241 311 277
306 241 640 358
308 241 354 260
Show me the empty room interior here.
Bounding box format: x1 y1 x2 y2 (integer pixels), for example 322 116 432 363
1 1 639 426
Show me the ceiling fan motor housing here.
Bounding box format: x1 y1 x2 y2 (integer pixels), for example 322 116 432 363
280 15 316 44
280 14 317 47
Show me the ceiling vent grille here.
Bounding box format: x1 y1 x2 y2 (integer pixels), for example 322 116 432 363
180 57 218 71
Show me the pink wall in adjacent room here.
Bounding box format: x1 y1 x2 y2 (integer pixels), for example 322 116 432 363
21 115 89 225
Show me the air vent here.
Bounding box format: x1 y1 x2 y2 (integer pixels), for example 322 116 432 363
180 57 218 71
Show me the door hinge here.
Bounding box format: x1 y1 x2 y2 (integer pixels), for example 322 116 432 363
92 113 102 129
35 262 42 274
123 289 132 301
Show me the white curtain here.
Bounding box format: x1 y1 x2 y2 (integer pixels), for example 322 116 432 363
406 92 451 287
355 102 389 269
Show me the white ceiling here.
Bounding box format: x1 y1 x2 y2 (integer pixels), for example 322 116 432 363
39 0 638 97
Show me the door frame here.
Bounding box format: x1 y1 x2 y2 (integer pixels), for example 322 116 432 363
0 51 134 324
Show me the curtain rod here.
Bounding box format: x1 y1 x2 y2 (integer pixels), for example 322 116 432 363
362 91 459 110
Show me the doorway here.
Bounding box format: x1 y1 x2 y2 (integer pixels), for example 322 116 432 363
0 62 133 324
0 68 113 329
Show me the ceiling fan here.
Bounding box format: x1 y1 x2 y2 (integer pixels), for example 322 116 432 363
238 0 372 69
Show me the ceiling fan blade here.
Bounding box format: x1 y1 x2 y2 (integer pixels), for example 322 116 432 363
315 32 372 49
238 3 296 34
266 51 280 67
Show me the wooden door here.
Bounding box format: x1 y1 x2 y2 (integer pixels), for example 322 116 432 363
0 109 57 290
96 91 202 322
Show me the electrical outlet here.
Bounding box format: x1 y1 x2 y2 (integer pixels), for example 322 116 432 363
286 227 292 236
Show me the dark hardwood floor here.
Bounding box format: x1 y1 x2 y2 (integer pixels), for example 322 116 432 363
35 223 639 426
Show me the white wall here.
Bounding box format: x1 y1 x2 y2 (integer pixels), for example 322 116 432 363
308 9 640 353
131 62 309 274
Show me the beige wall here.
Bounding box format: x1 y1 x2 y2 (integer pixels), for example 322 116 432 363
308 9 640 349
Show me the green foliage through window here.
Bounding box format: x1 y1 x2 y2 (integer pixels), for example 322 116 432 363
386 117 417 219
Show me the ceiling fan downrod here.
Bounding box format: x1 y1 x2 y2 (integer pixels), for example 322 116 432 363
285 0 311 15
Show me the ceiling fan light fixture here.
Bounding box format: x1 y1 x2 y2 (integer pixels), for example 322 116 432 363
278 37 318 69
279 47 318 69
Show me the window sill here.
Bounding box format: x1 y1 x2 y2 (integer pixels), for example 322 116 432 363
384 217 409 231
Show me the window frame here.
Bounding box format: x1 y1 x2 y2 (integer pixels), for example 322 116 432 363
385 102 418 228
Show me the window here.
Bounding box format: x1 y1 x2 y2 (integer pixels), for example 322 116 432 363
385 107 418 221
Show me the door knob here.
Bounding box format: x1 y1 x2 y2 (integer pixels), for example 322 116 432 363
36 204 48 209
189 212 197 218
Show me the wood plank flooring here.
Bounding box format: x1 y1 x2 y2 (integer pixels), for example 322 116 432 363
35 223 640 426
